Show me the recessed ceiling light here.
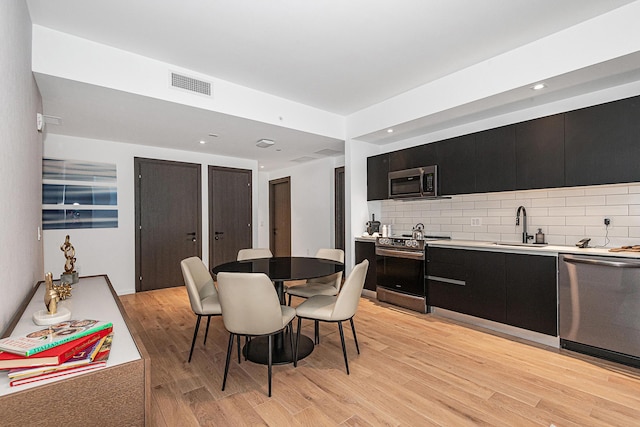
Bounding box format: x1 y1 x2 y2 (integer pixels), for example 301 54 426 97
199 140 206 144
260 165 264 169
387 128 394 133
532 83 546 90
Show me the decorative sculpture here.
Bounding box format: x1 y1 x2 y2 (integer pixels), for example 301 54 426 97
44 272 59 314
60 235 79 284
33 272 71 325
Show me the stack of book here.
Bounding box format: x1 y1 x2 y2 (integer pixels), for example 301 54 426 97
0 319 113 387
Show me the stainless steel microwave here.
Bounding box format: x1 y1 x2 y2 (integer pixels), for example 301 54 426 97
388 165 438 199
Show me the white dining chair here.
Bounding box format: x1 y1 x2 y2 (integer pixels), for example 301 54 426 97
217 271 296 397
294 259 369 374
180 256 222 363
286 248 344 306
237 248 273 261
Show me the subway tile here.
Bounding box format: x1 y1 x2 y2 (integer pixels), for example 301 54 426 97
526 207 549 217
488 225 518 234
487 192 515 201
441 224 464 232
431 217 452 225
473 200 502 209
628 185 640 194
441 210 464 217
530 217 566 226
567 216 602 226
565 195 606 206
488 208 515 217
462 209 489 217
586 205 629 216
585 225 628 237
548 207 586 216
501 199 531 209
475 232 503 241
607 194 640 205
461 193 488 202
548 187 585 198
608 216 640 227
515 189 548 199
629 205 640 215
549 225 586 235
451 201 475 210
463 224 486 233
584 184 629 196
451 232 475 240
532 197 566 207
629 227 640 238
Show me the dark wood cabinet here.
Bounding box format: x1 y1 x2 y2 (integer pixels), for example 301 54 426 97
427 247 472 314
515 114 565 190
428 247 557 336
565 95 640 187
389 143 438 171
366 154 389 201
355 240 377 291
505 254 557 336
435 134 476 195
475 125 517 193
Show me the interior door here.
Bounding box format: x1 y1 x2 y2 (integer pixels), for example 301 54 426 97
269 177 291 257
209 166 252 268
135 158 201 291
335 166 345 251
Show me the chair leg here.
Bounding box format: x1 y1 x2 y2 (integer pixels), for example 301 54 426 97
338 321 350 375
268 334 273 397
288 322 294 361
314 320 320 344
188 315 202 363
287 293 292 306
294 317 302 367
222 333 234 391
350 317 360 354
236 335 242 364
203 315 212 345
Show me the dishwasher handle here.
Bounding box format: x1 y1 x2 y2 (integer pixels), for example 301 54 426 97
563 254 640 269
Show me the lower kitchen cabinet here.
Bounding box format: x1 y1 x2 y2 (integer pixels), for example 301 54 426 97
355 240 377 291
427 247 557 336
505 253 557 336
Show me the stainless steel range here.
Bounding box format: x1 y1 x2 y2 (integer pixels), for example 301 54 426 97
375 235 449 313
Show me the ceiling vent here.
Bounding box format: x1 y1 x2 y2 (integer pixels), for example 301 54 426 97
315 148 342 156
256 139 275 148
291 156 316 163
170 72 211 96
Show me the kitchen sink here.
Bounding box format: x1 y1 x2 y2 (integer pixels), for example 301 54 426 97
491 242 548 247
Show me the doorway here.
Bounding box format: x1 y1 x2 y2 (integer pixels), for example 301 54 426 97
135 157 201 291
269 177 291 256
208 166 252 268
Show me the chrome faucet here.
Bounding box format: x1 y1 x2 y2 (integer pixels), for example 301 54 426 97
516 206 533 244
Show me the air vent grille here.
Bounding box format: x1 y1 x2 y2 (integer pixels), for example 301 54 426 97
170 72 211 96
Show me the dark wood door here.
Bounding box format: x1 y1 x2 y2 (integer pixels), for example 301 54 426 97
209 166 252 269
335 167 345 251
269 177 291 257
135 158 201 291
355 241 377 291
389 143 438 171
515 114 565 190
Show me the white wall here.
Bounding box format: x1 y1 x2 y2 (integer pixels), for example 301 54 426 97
0 1 43 334
260 157 343 257
43 134 257 295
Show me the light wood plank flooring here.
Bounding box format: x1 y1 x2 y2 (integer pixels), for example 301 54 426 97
120 286 640 426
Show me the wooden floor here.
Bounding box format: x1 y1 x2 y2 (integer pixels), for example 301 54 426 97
120 286 640 426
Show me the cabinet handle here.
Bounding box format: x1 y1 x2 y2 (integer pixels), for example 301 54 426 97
563 254 640 269
427 275 466 286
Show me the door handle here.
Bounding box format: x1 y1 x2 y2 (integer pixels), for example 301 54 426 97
187 232 196 236
214 231 224 235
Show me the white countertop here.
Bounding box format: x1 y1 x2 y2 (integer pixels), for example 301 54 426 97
425 239 640 258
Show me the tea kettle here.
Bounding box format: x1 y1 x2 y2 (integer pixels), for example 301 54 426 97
412 223 424 240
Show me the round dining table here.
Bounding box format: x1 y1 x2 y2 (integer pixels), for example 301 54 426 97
212 256 344 365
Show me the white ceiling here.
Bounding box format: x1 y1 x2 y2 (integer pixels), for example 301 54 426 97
26 0 638 170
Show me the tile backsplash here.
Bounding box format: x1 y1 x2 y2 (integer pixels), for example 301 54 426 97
380 183 640 248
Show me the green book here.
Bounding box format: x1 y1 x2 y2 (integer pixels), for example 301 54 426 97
0 320 113 357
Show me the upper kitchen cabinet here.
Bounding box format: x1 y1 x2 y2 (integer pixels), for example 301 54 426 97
435 134 476 195
565 95 640 187
389 143 438 171
515 114 565 190
474 125 517 193
367 153 389 201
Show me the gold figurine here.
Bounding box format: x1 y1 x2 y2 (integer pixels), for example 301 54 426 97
44 272 60 314
60 235 76 274
53 282 72 300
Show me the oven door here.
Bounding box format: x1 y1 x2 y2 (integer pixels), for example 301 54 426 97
375 247 425 296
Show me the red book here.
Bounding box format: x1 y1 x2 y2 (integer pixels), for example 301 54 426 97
0 326 112 370
9 361 107 387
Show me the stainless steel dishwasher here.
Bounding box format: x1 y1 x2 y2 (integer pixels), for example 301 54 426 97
559 253 640 367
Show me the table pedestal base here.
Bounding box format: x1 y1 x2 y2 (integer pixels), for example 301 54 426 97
243 332 314 365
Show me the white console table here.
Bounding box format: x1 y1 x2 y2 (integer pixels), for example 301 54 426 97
0 275 149 426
